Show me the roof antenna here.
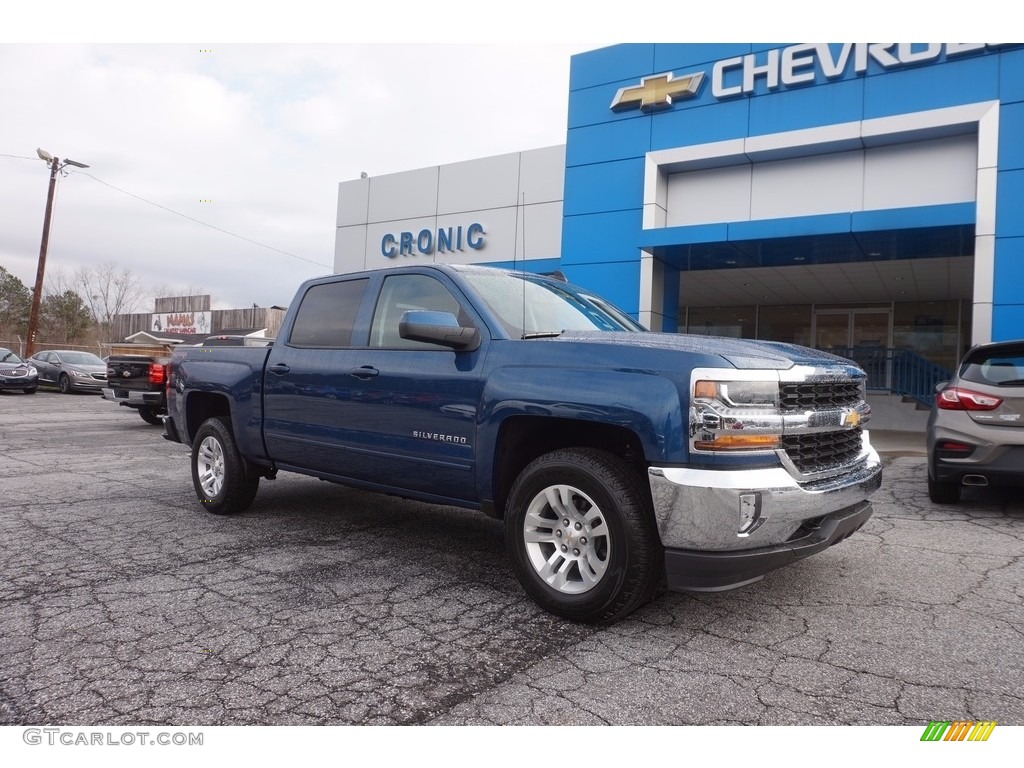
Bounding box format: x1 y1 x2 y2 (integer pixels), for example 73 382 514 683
512 188 519 272
521 192 527 334
521 192 527 270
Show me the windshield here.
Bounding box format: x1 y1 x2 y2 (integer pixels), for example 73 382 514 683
461 271 645 338
59 352 105 366
0 348 25 364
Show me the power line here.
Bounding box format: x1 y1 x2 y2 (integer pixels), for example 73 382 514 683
0 153 38 161
74 171 332 269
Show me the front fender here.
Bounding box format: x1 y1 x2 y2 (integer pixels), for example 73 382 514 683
477 366 686 496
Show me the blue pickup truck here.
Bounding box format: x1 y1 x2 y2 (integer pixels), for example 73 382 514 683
163 264 881 622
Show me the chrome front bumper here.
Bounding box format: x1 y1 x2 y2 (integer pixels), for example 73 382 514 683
649 438 881 591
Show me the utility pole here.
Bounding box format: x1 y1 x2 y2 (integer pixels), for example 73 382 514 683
26 157 59 357
25 149 89 357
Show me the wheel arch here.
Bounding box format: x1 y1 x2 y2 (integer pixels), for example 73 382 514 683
184 391 232 445
489 416 649 520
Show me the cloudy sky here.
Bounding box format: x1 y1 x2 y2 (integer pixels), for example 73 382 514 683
1 2 983 313
0 41 598 311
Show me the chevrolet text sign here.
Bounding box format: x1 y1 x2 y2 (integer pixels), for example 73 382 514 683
611 44 1004 110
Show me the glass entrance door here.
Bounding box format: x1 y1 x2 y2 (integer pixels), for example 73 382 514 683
814 309 892 389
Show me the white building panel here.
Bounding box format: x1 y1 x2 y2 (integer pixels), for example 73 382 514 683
519 145 567 204
337 148 567 274
434 209 518 265
665 164 752 226
863 134 977 210
665 134 978 226
334 225 369 274
438 152 521 214
367 166 439 223
365 216 437 268
336 178 370 227
516 201 564 261
750 150 865 219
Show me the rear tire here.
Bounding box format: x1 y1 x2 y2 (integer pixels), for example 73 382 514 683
138 406 163 425
505 448 662 623
191 417 260 514
928 475 960 504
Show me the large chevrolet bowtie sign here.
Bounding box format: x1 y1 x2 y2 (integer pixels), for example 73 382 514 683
610 43 1002 111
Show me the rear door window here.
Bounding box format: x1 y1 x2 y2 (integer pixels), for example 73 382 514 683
288 278 369 348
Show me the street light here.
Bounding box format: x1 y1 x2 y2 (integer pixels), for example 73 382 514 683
25 148 89 356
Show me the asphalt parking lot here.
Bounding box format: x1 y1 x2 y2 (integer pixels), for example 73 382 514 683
1 392 1022 726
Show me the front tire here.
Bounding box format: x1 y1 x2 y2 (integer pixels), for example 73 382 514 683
58 374 72 394
24 387 36 394
138 406 163 425
505 448 662 623
191 417 260 515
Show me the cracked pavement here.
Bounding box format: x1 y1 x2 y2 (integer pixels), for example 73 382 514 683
1 393 1022 725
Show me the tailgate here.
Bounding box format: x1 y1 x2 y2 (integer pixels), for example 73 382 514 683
106 357 162 392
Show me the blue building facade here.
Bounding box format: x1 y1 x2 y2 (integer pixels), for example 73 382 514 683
561 43 1024 371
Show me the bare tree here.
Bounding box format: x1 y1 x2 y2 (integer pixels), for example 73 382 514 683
71 262 147 340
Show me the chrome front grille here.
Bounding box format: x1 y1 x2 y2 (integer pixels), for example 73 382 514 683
782 428 863 474
779 381 862 412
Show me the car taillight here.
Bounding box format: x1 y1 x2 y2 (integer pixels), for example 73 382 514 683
936 387 1003 411
149 363 165 385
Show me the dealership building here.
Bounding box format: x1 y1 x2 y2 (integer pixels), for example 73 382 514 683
336 43 1024 409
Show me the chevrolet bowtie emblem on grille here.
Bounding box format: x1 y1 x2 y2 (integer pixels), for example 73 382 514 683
610 71 705 112
842 410 861 428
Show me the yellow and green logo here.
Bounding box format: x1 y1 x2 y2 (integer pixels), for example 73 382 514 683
921 720 997 741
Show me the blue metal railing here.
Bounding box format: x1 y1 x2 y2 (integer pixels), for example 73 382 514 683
824 346 952 407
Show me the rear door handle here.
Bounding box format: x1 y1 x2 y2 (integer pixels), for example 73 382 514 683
269 363 291 375
350 366 379 380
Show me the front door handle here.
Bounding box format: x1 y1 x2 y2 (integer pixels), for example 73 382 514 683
269 363 291 375
350 366 379 380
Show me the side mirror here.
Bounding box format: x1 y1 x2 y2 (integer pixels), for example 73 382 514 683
934 380 949 393
399 310 480 351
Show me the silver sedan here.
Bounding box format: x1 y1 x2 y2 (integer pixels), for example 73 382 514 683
28 350 108 394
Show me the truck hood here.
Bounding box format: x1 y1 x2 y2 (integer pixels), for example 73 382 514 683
552 331 857 371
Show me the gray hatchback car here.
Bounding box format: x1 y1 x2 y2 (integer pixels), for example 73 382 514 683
927 340 1024 503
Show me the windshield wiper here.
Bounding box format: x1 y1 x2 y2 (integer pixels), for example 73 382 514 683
521 331 563 339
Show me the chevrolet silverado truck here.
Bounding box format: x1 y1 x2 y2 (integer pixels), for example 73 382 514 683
162 264 881 622
103 353 170 425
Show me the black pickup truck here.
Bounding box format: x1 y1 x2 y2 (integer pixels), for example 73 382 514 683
104 337 272 425
102 354 170 425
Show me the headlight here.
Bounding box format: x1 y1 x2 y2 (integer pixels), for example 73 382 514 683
27 366 37 376
694 379 777 407
691 378 781 452
71 369 87 377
